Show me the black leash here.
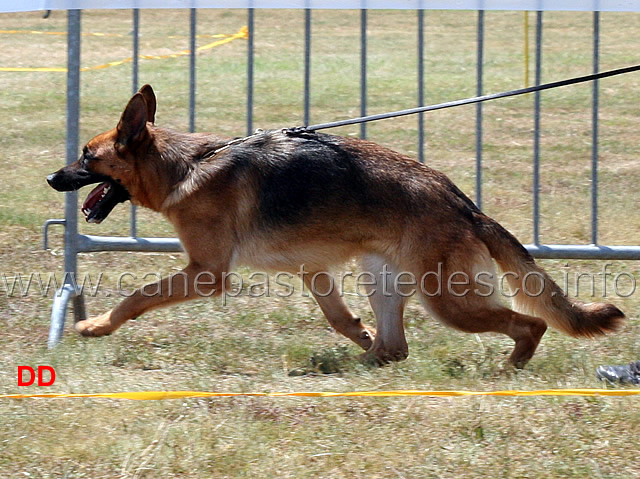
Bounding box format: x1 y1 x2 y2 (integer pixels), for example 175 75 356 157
299 64 640 133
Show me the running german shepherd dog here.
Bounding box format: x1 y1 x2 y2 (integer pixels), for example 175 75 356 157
47 85 624 367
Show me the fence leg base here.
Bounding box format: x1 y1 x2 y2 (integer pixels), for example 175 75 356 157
48 284 83 349
72 293 87 323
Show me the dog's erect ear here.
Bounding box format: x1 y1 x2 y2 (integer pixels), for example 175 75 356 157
116 92 148 148
138 84 156 124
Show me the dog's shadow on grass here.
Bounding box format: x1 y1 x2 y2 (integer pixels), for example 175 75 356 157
287 344 520 379
288 345 367 376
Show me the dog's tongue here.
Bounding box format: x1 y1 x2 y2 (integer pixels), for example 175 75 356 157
82 182 110 217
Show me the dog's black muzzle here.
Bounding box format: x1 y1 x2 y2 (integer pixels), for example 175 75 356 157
47 166 131 223
46 165 112 192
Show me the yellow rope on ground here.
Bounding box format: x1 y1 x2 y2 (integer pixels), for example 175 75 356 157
1 388 639 400
0 26 248 72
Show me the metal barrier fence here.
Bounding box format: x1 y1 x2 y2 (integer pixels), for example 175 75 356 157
43 9 640 347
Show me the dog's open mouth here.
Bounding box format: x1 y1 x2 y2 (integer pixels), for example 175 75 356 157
82 181 130 224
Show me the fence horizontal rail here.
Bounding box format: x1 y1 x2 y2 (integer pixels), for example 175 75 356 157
77 235 183 253
525 245 640 260
46 234 640 260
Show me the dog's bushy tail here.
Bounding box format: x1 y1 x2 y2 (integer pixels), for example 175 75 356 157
475 214 625 337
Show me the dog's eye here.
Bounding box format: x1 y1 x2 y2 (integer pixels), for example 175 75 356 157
82 153 99 167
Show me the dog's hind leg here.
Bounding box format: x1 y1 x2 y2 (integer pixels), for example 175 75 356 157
424 297 548 368
303 272 374 350
417 245 547 368
360 255 410 363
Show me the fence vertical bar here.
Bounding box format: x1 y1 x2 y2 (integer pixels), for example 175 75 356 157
417 10 425 163
64 9 81 300
132 9 139 94
475 10 484 210
130 8 139 238
524 11 530 88
48 9 82 348
591 11 600 245
304 9 311 126
360 9 367 139
247 8 254 135
532 11 543 245
189 8 197 133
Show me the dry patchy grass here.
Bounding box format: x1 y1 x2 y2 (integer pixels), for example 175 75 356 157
1 8 640 478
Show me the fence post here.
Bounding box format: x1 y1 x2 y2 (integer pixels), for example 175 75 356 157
189 8 197 133
532 11 543 245
591 11 600 245
48 9 83 348
417 9 425 163
130 8 140 238
360 9 367 139
247 8 254 135
304 8 312 126
475 10 484 210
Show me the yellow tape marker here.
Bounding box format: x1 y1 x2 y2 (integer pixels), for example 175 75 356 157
0 26 248 73
1 388 639 400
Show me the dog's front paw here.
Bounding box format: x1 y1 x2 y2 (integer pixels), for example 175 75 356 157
74 311 118 337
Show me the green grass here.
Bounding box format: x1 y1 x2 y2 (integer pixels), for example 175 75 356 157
2 8 640 478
